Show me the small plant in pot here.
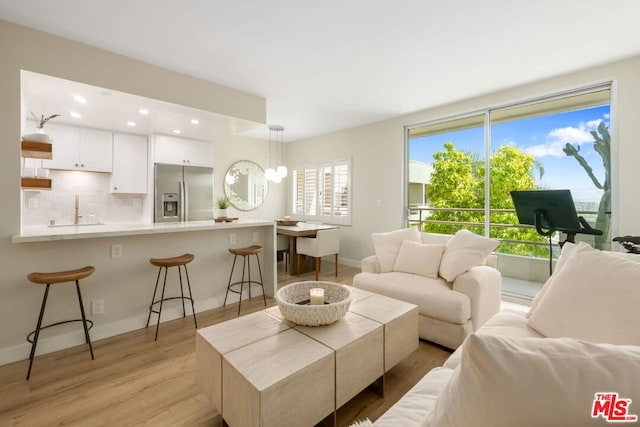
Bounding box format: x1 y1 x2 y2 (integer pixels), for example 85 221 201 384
216 196 230 218
22 112 61 143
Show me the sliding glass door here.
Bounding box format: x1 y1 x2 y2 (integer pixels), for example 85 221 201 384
408 114 486 235
406 85 612 261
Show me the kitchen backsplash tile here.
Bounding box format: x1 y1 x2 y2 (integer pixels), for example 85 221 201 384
22 170 146 226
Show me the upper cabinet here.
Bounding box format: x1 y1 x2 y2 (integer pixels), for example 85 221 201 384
42 123 113 172
154 134 213 167
111 133 148 194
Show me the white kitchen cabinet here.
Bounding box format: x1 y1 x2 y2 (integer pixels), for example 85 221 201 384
154 134 213 167
111 133 148 194
43 124 113 172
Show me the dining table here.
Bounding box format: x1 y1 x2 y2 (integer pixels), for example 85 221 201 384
276 222 339 275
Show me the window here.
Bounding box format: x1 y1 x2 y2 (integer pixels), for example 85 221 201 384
292 159 351 225
406 84 612 256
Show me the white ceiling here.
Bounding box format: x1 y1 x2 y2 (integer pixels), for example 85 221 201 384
2 0 640 142
20 70 261 141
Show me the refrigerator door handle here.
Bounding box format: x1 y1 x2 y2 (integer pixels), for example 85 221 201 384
182 180 189 221
178 181 184 221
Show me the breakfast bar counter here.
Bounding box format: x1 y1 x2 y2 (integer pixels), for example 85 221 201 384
13 219 275 243
2 218 278 368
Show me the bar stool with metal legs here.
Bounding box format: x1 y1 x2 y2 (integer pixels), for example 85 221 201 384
223 245 266 315
146 253 198 341
26 266 95 380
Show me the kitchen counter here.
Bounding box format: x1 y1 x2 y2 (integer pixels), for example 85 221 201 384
13 219 275 243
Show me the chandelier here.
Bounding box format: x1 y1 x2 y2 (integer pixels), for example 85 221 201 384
265 124 287 183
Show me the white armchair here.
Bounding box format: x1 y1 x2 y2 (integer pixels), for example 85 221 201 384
296 228 340 281
353 229 501 349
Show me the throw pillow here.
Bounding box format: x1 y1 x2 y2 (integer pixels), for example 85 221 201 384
527 243 640 345
371 227 421 273
392 240 444 278
438 229 499 282
426 334 640 427
528 242 640 318
525 241 578 318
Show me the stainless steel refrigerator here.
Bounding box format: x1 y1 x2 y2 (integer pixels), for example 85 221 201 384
154 163 214 223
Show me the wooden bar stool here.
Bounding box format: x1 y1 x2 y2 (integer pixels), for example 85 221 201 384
223 245 266 315
146 253 197 341
26 266 95 380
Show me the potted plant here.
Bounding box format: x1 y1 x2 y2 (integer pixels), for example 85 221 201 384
216 196 230 218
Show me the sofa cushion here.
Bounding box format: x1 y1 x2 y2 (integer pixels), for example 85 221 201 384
439 229 499 282
393 241 444 279
420 232 452 245
353 272 470 324
374 367 454 427
528 242 640 345
371 227 421 273
443 308 542 370
427 333 640 427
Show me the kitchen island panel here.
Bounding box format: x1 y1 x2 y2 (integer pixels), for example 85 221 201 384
1 220 276 367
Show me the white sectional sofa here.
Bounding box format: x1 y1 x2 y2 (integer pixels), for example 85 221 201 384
353 241 640 427
353 228 501 349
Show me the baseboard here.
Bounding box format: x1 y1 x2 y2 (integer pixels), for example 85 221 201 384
0 295 225 367
338 256 361 269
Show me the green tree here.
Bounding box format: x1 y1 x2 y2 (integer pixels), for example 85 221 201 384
425 142 548 256
425 142 483 235
562 122 611 249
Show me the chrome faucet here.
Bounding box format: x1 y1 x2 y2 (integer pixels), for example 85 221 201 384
74 194 82 225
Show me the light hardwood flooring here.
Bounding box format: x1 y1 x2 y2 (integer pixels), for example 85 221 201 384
0 260 452 426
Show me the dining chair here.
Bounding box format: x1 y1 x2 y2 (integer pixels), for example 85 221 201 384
277 234 290 272
296 228 340 281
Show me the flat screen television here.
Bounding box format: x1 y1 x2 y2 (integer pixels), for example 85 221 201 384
509 189 582 233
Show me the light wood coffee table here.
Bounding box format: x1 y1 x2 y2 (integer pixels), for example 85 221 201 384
196 287 418 427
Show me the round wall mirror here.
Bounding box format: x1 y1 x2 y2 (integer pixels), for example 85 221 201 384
224 160 269 211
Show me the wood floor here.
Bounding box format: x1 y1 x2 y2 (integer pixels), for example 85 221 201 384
0 261 452 426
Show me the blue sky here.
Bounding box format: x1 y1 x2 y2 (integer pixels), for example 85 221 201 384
409 105 610 203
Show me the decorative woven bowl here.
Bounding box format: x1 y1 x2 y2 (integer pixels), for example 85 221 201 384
276 281 352 326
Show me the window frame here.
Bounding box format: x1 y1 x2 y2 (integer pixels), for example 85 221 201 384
404 82 614 239
292 158 352 226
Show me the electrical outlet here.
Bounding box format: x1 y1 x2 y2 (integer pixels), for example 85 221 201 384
28 198 38 208
111 244 123 259
133 198 142 208
91 299 105 315
229 233 237 245
253 231 260 243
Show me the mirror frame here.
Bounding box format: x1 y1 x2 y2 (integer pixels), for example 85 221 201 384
223 160 269 211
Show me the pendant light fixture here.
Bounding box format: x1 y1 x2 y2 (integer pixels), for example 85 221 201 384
266 124 287 183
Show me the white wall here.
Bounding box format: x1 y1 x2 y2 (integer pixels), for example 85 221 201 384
214 135 286 220
288 55 640 272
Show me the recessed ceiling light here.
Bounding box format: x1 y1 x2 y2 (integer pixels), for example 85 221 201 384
138 108 149 115
70 111 82 119
73 95 87 104
172 129 182 134
127 121 136 127
190 118 199 125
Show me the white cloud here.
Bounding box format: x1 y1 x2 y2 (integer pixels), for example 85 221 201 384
524 141 566 157
524 119 603 158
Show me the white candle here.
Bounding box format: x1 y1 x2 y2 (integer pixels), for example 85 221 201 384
310 288 324 305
